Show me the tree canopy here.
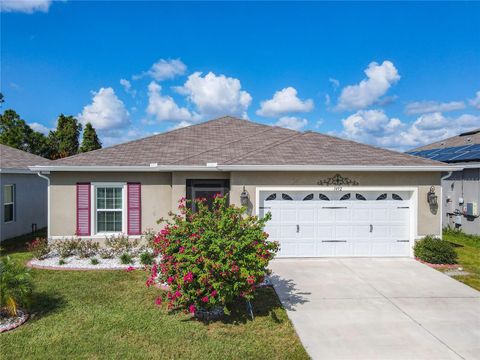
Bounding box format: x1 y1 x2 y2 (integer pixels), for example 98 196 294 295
80 122 102 153
0 109 101 159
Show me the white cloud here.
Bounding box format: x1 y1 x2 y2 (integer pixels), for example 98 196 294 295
178 71 252 118
78 87 130 131
1 0 52 13
338 109 480 151
256 87 313 117
469 91 480 110
119 78 136 97
274 116 308 131
329 78 340 90
134 58 186 81
30 122 50 135
146 81 194 122
336 60 400 111
405 100 466 115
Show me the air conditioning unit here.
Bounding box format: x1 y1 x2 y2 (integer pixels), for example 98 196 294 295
466 202 478 217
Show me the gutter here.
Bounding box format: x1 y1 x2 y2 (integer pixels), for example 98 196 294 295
36 172 51 239
29 164 463 173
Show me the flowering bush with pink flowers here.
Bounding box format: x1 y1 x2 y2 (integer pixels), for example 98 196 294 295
147 195 278 315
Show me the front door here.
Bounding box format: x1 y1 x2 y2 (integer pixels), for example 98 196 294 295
186 179 230 211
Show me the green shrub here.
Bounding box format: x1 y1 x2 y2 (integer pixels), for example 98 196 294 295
58 259 66 265
0 256 33 317
119 253 133 265
105 234 139 255
148 195 278 315
143 228 156 249
414 235 458 264
90 258 99 265
139 252 154 266
26 238 50 259
98 248 116 259
53 238 81 258
77 240 99 258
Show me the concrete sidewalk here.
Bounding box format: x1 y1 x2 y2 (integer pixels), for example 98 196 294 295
269 258 480 360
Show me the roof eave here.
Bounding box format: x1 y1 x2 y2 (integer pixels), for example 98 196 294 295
29 164 463 172
0 168 37 174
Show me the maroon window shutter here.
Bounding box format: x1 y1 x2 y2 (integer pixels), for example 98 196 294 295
76 183 91 236
127 183 141 235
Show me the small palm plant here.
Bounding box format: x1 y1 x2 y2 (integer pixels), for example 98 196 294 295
0 256 33 317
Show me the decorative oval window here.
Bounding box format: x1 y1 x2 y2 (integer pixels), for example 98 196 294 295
340 193 351 201
303 193 314 201
282 193 293 200
356 193 366 200
319 193 330 201
392 193 403 201
265 193 277 201
376 193 387 200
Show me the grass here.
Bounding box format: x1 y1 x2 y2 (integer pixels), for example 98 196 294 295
443 228 480 291
0 249 307 360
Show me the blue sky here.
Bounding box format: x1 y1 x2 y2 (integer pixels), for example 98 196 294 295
2 1 480 150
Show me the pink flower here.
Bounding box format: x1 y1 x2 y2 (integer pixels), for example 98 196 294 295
201 296 209 303
174 290 182 299
183 272 193 283
247 275 255 285
167 276 175 284
179 246 185 253
211 290 217 297
125 266 135 272
189 305 196 314
155 297 162 306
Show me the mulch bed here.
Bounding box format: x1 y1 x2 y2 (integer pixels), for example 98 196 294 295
0 309 29 333
415 258 459 269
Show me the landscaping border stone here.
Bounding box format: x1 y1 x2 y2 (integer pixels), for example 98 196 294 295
0 309 29 333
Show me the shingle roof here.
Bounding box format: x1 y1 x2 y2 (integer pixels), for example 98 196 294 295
411 128 480 151
49 116 442 167
0 144 51 170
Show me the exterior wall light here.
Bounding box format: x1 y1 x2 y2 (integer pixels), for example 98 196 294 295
240 186 249 206
427 186 438 206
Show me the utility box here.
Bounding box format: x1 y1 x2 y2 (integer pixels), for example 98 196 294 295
466 202 478 217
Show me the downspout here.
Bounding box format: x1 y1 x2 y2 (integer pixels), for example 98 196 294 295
440 171 454 236
37 172 51 240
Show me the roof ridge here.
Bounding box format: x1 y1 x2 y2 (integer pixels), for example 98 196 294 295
224 131 307 165
168 125 275 165
52 115 242 164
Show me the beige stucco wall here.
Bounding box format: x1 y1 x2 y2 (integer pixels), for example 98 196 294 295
48 170 441 239
229 171 442 237
49 172 172 237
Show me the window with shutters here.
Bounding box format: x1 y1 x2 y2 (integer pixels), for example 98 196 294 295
95 185 124 233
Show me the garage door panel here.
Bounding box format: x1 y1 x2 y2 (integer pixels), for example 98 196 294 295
352 225 372 239
371 225 390 239
298 208 315 222
352 209 370 221
372 209 389 221
317 209 335 222
317 225 335 239
335 225 353 240
299 224 315 238
334 242 353 257
280 209 297 222
279 225 298 238
390 225 409 239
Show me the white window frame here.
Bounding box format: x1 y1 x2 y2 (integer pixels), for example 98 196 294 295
91 182 127 235
3 184 15 223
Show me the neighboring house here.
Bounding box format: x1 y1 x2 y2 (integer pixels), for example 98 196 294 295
408 128 480 235
0 144 50 242
30 116 456 258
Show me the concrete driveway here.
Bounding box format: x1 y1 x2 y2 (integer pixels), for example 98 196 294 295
269 258 480 360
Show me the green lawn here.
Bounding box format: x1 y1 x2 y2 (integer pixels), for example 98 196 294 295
0 249 307 360
443 228 480 291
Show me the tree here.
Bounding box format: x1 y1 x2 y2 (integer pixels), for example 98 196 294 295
0 109 50 157
79 122 102 153
49 114 82 159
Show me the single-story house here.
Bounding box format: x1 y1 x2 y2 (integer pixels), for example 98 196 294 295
408 128 480 235
1 144 50 242
30 116 459 257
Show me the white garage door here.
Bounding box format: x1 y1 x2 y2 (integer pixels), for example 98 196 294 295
260 190 412 257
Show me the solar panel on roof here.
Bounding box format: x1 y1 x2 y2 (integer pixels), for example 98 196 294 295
433 152 467 162
450 151 480 162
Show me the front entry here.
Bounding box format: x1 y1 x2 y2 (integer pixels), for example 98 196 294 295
186 179 230 211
